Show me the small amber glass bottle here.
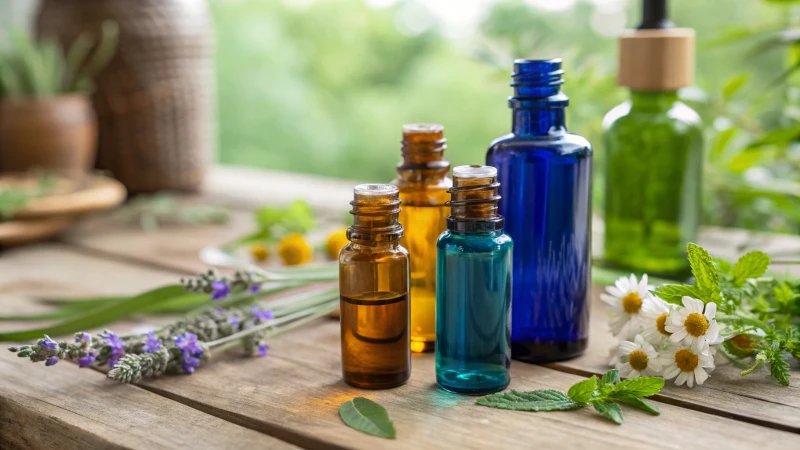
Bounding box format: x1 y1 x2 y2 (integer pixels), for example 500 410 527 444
391 123 451 353
339 184 411 389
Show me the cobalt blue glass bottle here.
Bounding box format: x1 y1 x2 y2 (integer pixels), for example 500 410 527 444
436 165 513 395
486 59 592 363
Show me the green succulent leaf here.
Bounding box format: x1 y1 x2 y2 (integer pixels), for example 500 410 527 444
339 397 396 439
476 389 583 412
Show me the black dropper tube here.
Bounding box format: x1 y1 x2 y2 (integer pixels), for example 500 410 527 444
638 0 674 30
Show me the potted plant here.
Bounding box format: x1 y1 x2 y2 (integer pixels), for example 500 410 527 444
0 22 118 178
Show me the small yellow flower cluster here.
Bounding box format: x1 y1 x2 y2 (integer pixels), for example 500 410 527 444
278 233 314 266
325 227 349 260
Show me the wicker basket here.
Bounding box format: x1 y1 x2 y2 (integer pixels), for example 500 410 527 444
37 0 214 193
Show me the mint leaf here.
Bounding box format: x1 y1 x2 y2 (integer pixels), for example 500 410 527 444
611 376 664 398
592 400 624 424
599 369 620 388
652 284 702 305
476 389 582 411
733 251 770 285
339 397 396 439
567 375 597 404
609 393 660 416
713 257 733 275
687 243 721 303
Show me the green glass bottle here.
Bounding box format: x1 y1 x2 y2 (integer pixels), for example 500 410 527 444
602 0 703 277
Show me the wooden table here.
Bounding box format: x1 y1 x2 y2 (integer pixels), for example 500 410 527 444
2 166 800 450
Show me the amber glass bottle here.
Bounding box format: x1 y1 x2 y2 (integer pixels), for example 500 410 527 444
391 124 451 353
339 184 411 389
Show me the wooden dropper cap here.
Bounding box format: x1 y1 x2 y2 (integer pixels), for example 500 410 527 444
618 0 694 91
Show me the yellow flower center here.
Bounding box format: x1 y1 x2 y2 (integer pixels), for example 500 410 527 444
628 349 649 372
674 349 699 372
622 292 643 314
730 334 754 352
655 313 669 335
684 312 709 337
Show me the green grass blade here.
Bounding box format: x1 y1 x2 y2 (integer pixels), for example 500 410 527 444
72 20 118 92
0 285 185 342
63 31 92 89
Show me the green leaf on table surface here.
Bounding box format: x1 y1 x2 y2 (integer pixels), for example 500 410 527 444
476 389 582 411
610 376 664 398
687 243 721 303
567 375 597 404
599 369 620 388
339 397 396 439
591 400 624 425
0 285 185 341
733 251 771 285
608 393 660 416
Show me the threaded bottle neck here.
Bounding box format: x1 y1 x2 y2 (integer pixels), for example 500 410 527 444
397 123 450 182
509 59 569 136
348 184 403 243
446 165 504 233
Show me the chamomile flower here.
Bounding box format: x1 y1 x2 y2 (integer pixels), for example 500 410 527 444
665 296 723 353
639 295 672 346
616 334 662 378
600 274 655 338
659 344 715 388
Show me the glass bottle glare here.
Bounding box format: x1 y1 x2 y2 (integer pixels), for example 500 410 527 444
339 184 411 389
436 165 512 395
486 59 593 363
391 124 451 353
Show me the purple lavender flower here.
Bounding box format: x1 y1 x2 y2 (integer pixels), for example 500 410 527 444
215 306 223 313
211 280 231 300
45 356 59 366
227 316 240 329
258 343 269 357
101 331 126 367
250 284 261 294
78 353 96 368
175 332 204 374
40 335 58 351
75 332 91 343
251 306 274 322
143 332 162 353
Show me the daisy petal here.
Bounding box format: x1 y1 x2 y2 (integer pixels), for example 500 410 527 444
694 367 709 385
670 328 689 343
675 372 688 386
704 302 717 320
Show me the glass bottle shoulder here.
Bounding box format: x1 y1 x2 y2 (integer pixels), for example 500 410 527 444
602 99 703 134
487 132 592 160
437 230 513 253
339 242 409 264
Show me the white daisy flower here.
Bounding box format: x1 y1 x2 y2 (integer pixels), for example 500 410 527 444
616 334 662 378
639 295 672 345
659 344 715 388
600 274 655 338
665 296 724 353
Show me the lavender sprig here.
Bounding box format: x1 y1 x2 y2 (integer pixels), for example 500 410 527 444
181 269 262 301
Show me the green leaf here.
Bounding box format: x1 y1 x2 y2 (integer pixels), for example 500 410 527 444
610 376 664 398
733 251 771 285
652 284 702 305
687 243 721 303
723 73 749 99
710 127 737 161
599 369 620 389
609 393 660 416
592 400 624 424
713 257 733 275
567 375 597 404
476 389 582 411
0 285 185 341
339 397 396 439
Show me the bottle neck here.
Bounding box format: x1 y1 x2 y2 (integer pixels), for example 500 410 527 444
629 90 679 111
512 107 567 136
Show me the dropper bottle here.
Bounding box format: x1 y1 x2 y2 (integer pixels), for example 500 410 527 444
602 0 703 277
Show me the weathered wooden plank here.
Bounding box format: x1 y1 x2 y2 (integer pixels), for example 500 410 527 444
544 285 800 432
133 319 800 450
0 349 300 450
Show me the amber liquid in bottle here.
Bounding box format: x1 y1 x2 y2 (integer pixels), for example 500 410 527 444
339 184 411 389
392 124 451 353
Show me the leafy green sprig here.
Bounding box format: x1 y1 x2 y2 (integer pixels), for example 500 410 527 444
653 243 800 386
477 370 663 424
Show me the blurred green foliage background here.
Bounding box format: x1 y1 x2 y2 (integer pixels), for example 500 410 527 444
212 0 800 233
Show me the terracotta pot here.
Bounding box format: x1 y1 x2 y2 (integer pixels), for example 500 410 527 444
0 94 97 177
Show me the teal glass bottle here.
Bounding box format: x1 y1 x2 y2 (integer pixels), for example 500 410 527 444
602 0 703 277
436 165 513 395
